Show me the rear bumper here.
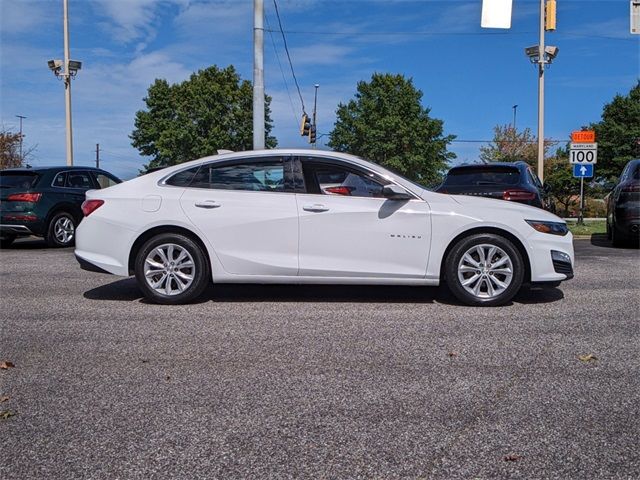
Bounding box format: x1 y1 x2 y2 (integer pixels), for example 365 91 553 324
0 224 35 236
75 254 113 274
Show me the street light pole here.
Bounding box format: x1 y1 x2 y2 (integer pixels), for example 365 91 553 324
253 0 265 150
63 0 74 166
16 115 26 162
536 0 546 183
512 105 518 129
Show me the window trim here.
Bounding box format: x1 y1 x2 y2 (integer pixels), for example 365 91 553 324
295 156 421 200
51 170 98 189
159 155 295 193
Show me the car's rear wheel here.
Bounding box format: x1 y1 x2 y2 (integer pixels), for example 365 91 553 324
445 233 524 307
46 212 76 247
1 235 16 249
134 233 210 305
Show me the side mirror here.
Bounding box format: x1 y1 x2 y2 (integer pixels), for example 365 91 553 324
382 184 412 200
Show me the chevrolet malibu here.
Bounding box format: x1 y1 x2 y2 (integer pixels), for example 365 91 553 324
75 150 574 306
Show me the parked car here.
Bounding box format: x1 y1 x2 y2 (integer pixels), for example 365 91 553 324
435 162 552 210
0 166 121 248
606 159 640 247
75 150 573 307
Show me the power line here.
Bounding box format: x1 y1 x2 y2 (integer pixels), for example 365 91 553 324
271 0 306 114
263 28 634 41
451 139 566 144
265 12 300 131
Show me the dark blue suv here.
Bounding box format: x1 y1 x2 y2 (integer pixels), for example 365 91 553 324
0 166 121 248
435 161 552 210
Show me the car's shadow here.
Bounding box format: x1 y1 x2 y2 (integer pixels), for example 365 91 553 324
84 278 564 306
2 237 51 250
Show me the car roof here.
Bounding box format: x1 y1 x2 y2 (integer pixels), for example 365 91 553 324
1 166 103 173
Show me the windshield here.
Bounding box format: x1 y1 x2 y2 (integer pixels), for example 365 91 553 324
443 167 520 186
0 172 40 189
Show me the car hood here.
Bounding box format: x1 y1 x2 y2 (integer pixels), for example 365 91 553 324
445 192 563 222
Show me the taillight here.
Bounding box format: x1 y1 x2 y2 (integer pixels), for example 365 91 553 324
6 192 42 203
325 186 353 196
81 199 104 216
503 189 536 201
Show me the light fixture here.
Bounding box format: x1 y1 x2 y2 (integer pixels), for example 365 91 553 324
47 59 63 74
544 45 559 60
68 60 82 74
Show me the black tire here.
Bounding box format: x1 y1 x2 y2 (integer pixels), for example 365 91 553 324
611 222 627 248
1 235 16 249
134 233 210 305
45 212 76 248
444 233 525 307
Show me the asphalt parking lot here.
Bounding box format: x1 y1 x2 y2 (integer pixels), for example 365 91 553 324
1 236 639 479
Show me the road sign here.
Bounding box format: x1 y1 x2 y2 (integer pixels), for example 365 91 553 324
571 130 595 143
573 164 594 178
569 142 597 164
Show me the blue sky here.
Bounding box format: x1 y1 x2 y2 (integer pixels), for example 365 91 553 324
1 0 638 179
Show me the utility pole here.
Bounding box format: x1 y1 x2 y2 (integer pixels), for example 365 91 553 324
312 84 319 148
16 115 26 162
253 0 265 150
95 143 100 169
536 0 545 184
63 0 74 166
512 105 517 129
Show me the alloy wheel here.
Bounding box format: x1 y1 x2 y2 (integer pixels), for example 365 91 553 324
143 243 195 296
457 243 514 299
54 216 75 244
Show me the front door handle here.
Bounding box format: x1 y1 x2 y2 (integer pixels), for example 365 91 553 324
303 204 329 212
195 200 221 209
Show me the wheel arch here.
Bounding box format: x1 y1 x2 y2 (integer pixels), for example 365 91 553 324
128 225 212 276
46 202 83 226
439 227 532 283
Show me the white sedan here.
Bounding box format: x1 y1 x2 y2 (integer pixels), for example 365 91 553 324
75 149 574 306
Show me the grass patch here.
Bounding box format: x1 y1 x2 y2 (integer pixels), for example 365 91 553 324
566 220 606 236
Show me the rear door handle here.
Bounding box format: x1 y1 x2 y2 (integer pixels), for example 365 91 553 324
195 200 221 209
302 204 329 212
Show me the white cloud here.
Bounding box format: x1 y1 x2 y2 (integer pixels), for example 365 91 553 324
91 0 190 43
0 0 55 36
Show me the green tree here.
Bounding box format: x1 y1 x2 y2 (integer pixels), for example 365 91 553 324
543 149 580 216
479 124 558 166
131 65 277 170
479 125 541 164
0 128 22 169
328 73 455 185
590 81 640 182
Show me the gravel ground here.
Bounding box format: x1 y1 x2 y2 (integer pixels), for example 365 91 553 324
1 235 639 479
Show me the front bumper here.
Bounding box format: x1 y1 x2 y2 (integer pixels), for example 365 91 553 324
525 230 574 283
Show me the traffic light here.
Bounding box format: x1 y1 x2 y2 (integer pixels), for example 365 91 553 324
300 114 311 136
545 0 556 31
309 125 317 144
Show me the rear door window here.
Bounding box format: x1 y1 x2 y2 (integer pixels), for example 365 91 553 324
169 158 291 192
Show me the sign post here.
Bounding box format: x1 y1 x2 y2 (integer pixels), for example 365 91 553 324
569 131 597 225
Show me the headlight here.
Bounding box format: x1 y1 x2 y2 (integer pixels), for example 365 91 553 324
525 220 569 236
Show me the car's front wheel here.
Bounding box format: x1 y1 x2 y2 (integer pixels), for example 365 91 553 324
445 233 525 307
134 233 210 304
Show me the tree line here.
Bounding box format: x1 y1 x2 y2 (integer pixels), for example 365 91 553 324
2 64 637 214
